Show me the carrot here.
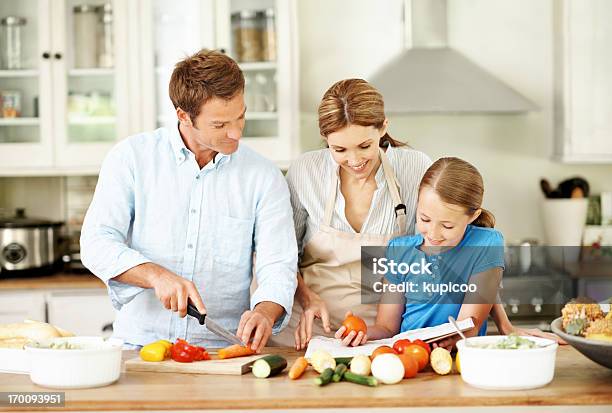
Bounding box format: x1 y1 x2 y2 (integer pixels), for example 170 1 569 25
217 344 256 359
288 356 308 380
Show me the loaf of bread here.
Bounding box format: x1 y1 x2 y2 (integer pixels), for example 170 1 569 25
0 320 74 348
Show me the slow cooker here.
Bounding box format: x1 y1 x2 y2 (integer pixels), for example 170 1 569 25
0 208 64 276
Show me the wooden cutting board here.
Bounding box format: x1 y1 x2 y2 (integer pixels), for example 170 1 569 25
125 354 264 376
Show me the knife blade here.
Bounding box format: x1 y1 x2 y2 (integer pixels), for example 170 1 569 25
187 302 246 346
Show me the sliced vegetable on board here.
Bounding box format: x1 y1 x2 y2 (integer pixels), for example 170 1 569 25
140 342 168 362
252 355 287 378
288 357 308 380
371 353 405 384
218 344 256 359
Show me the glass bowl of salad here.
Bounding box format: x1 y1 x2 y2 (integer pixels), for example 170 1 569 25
456 334 558 390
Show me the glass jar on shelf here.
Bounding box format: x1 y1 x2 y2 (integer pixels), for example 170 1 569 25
0 16 26 70
97 3 114 68
73 5 98 68
232 10 263 62
1 90 22 118
254 72 276 112
261 8 276 62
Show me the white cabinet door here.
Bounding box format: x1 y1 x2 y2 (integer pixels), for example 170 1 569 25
0 0 54 172
0 291 46 324
139 0 299 167
555 0 612 163
46 290 116 337
51 0 132 169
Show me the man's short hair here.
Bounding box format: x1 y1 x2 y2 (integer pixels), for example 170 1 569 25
169 49 245 123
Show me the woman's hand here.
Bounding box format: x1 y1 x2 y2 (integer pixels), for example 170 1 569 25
334 311 368 347
294 291 331 350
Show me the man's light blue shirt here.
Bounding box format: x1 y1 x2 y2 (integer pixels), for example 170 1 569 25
80 126 298 347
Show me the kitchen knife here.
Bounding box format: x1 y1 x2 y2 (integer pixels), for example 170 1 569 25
187 303 246 346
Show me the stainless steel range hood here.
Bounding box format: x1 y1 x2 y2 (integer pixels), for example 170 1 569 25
369 0 538 113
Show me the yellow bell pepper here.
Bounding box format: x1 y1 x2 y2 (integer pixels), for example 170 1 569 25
140 342 168 362
155 340 173 357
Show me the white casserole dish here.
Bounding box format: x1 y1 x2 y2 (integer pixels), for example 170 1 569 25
0 347 30 374
24 336 123 389
456 335 558 390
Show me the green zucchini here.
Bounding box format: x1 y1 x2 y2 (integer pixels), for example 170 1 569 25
334 357 353 366
313 367 334 386
251 355 287 378
342 371 378 387
332 363 347 382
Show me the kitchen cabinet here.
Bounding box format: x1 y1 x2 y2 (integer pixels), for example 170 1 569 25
0 0 138 175
138 0 300 167
0 287 115 336
554 0 612 163
46 289 115 337
0 291 46 323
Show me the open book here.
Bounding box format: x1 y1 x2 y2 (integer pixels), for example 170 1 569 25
304 318 474 359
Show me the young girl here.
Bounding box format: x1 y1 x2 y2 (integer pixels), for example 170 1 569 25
336 157 505 350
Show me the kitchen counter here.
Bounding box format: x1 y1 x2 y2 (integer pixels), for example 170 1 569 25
0 346 610 412
0 272 104 290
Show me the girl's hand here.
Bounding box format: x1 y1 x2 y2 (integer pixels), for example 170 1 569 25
432 336 459 352
294 291 331 350
334 311 368 347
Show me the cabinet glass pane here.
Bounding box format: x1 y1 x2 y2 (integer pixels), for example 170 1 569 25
153 0 213 128
0 0 41 143
230 0 278 139
64 0 116 143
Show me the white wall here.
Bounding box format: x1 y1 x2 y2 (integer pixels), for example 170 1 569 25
298 0 612 243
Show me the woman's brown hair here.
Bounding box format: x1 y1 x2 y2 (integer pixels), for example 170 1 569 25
318 79 406 147
419 157 496 228
169 49 244 123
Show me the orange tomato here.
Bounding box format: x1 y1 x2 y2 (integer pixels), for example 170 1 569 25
397 353 419 378
341 315 367 338
404 344 429 371
412 339 431 355
392 339 412 354
370 345 398 360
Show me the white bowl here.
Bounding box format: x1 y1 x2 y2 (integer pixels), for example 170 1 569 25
25 336 123 389
456 335 558 390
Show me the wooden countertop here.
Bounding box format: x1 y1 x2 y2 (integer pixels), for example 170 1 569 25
0 272 104 290
0 346 611 411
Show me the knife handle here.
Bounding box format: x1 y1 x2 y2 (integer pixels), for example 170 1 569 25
187 302 206 325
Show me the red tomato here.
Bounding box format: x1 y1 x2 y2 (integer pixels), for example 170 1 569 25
412 339 431 355
404 344 429 371
341 315 367 338
370 345 398 360
392 339 412 354
397 353 419 378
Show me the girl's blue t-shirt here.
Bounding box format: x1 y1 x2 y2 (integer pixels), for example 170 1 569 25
385 225 505 336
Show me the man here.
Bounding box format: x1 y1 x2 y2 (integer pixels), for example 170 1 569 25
80 49 298 352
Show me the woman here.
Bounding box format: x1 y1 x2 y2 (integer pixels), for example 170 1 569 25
272 79 562 349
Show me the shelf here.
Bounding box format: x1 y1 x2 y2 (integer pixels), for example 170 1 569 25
246 112 278 120
0 117 40 126
0 70 39 78
68 116 116 125
68 68 115 77
239 62 277 71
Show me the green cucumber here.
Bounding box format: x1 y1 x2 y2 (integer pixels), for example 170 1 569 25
313 367 334 386
343 371 378 387
332 363 347 382
251 355 287 378
334 357 353 366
